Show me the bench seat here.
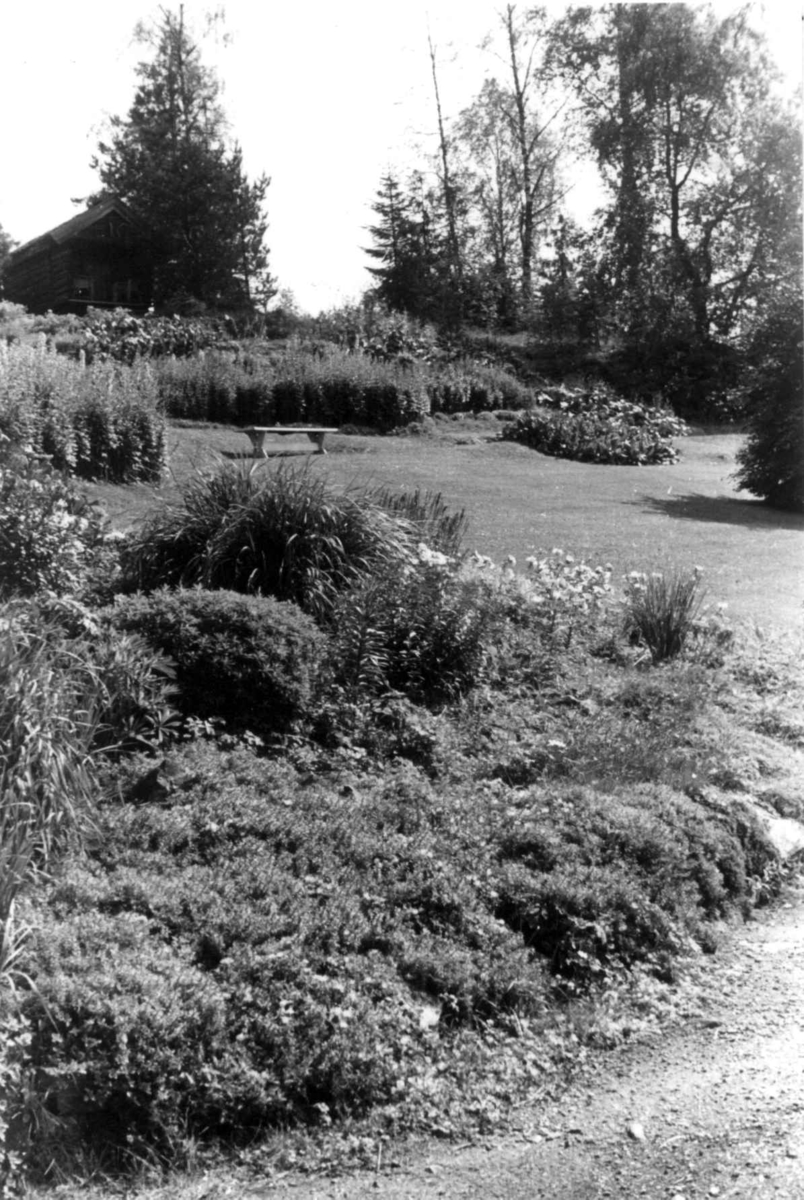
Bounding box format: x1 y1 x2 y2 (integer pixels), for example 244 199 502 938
242 426 338 456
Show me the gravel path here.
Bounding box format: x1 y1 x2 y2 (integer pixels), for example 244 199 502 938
250 877 804 1199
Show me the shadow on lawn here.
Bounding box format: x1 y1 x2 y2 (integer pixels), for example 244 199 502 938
636 492 804 530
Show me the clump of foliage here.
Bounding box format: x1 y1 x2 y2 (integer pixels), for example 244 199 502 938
106 588 324 736
0 340 166 483
271 346 430 431
501 386 686 465
120 462 419 620
155 351 274 423
365 486 469 558
329 552 498 706
622 567 707 663
74 308 229 365
426 358 533 414
734 283 804 513
0 441 113 600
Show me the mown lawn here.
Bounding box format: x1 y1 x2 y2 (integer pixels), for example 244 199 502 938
87 421 804 633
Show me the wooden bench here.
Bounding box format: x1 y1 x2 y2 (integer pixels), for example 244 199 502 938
242 426 338 457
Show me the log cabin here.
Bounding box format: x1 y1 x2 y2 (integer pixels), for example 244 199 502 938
2 196 152 315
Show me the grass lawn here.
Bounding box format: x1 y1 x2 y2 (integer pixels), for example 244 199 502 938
88 420 804 633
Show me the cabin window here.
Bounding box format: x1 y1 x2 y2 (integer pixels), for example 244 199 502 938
73 277 92 300
112 278 142 304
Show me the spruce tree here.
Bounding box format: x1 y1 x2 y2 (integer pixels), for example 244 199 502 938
93 6 274 311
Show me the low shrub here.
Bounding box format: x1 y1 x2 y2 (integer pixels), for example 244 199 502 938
502 385 686 465
494 782 774 987
106 588 324 736
0 445 110 599
329 555 497 705
120 462 419 621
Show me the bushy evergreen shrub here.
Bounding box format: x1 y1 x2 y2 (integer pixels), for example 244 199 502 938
734 284 804 512
106 588 324 734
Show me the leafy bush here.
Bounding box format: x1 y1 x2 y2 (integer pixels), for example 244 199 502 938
329 554 497 705
72 308 230 364
622 567 706 663
426 359 533 415
734 284 804 512
0 341 166 483
502 386 686 465
121 462 418 621
0 445 110 599
0 301 35 344
106 588 323 735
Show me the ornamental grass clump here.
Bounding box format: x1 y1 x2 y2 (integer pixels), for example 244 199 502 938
622 566 706 663
122 461 419 621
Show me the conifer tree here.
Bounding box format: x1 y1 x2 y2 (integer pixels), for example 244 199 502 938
93 6 274 311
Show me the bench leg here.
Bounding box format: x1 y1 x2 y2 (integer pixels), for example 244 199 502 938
248 432 267 457
307 432 328 454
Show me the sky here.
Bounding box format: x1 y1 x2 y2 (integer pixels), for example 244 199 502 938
2 1 801 314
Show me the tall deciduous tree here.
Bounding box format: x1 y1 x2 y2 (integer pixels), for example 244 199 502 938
551 3 801 346
0 223 16 290
453 5 564 322
93 6 274 311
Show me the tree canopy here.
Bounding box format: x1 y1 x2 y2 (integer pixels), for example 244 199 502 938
365 1 800 364
0 222 16 289
93 6 274 313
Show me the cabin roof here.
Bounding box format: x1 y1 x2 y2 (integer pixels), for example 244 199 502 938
10 196 138 261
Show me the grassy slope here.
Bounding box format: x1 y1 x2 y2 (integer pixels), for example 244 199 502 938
87 422 804 634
